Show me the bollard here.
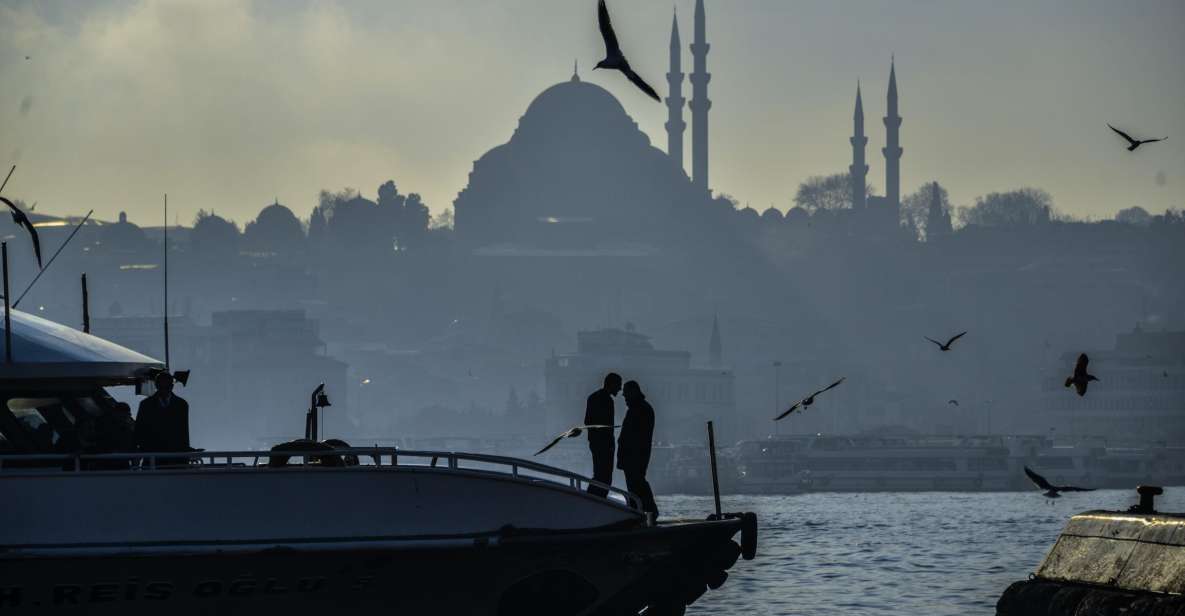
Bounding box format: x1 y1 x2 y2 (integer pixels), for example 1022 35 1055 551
1133 485 1163 514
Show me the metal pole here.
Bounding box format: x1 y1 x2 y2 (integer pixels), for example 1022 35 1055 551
707 420 721 518
163 194 170 371
81 274 90 333
2 243 11 364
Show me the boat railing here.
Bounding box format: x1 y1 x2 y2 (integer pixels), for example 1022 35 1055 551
0 447 642 511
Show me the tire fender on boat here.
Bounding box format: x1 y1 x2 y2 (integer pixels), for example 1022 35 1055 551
741 512 758 560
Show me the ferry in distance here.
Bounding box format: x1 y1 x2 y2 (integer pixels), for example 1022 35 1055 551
732 434 1185 494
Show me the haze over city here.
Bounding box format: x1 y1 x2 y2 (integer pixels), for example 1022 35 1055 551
2 0 1183 226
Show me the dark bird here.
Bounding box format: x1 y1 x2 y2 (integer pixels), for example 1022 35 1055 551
774 378 846 421
1064 353 1098 397
925 331 967 352
1108 124 1167 152
1165 371 1170 378
0 196 42 268
948 399 959 407
1024 466 1095 498
593 0 661 102
535 425 618 456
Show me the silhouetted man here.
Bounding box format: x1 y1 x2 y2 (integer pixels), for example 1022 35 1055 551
618 380 658 518
135 372 190 467
585 372 622 497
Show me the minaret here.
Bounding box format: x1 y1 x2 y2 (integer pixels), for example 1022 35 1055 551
849 82 868 211
709 313 723 367
689 0 711 192
665 9 686 171
882 57 903 218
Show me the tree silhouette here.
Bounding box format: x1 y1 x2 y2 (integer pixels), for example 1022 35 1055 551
960 188 1054 227
902 181 953 240
794 172 872 213
1115 206 1152 226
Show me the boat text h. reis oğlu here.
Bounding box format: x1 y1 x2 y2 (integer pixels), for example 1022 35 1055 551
0 308 756 615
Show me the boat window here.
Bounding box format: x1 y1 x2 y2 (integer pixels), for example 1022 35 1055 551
8 398 65 450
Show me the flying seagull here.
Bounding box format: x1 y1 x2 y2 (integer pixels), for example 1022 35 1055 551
1024 466 1095 498
0 196 42 268
948 399 959 407
925 331 967 352
535 425 618 456
1108 124 1167 152
1064 353 1098 397
594 0 661 102
774 377 846 421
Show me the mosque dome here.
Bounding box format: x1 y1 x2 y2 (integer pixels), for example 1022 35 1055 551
454 71 697 253
513 74 645 148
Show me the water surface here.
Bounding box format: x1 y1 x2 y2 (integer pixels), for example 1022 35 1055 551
661 489 1185 615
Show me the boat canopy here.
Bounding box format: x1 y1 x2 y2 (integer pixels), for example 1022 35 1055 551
0 309 162 386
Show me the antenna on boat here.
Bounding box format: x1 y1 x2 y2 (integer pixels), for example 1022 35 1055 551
2 242 11 364
163 193 170 371
81 273 90 334
12 209 94 308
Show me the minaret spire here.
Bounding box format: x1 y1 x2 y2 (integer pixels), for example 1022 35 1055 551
689 0 711 193
665 8 686 171
571 58 580 82
882 57 902 221
709 313 723 367
850 81 868 211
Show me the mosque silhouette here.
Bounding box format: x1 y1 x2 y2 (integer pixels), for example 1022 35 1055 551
454 0 906 254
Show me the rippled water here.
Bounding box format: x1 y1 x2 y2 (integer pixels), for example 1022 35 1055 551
660 489 1185 616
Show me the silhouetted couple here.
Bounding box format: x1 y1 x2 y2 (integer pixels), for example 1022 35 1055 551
584 372 658 518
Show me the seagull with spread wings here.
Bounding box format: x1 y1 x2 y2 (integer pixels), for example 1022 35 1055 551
774 378 845 421
0 196 42 268
593 0 661 102
1108 124 1167 152
925 331 967 352
535 425 618 456
1024 466 1094 498
1064 353 1098 397
1108 124 1166 152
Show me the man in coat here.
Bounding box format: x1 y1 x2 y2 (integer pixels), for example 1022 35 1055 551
617 380 658 518
134 371 191 467
584 372 622 497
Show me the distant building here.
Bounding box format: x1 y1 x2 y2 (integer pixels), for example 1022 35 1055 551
1042 326 1185 442
544 325 735 442
92 310 348 445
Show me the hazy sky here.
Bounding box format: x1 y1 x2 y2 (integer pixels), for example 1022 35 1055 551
1 0 1182 227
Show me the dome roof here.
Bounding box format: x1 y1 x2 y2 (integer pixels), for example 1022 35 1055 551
514 77 641 143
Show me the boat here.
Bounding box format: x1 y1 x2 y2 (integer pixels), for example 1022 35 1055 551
732 433 1185 494
0 308 757 615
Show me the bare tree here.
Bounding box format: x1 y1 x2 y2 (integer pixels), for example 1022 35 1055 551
959 188 1054 227
793 172 872 213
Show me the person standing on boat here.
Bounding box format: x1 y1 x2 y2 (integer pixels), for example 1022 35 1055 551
134 371 191 466
585 372 622 497
617 380 658 518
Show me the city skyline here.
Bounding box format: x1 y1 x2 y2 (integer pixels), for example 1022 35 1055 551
1 0 1182 226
